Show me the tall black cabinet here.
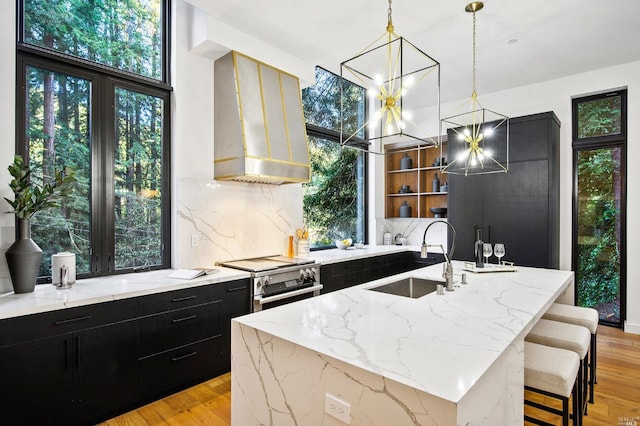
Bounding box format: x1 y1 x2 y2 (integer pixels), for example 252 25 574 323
447 111 560 268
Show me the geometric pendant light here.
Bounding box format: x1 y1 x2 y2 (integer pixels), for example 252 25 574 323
340 0 441 154
442 2 509 175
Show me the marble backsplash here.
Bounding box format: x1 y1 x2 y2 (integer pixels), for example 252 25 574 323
377 217 449 250
174 177 304 267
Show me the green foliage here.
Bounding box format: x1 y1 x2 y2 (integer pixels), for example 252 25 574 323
23 0 163 80
4 155 77 220
303 68 365 137
576 148 621 312
577 96 621 138
303 138 362 247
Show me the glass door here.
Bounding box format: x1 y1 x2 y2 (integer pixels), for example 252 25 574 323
572 90 626 327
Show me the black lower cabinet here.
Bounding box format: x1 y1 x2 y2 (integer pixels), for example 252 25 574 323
0 334 75 425
138 335 225 398
0 278 251 426
321 251 445 294
0 315 137 426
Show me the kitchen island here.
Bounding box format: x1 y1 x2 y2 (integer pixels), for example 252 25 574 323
231 261 573 425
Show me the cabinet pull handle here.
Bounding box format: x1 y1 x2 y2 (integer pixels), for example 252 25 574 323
171 351 197 362
54 315 92 325
171 295 196 303
172 314 197 323
226 286 246 292
76 336 81 367
65 338 71 369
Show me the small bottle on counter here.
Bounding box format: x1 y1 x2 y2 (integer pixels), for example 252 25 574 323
474 229 484 268
287 235 295 257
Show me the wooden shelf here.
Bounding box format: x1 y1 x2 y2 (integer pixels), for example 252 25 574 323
384 140 448 218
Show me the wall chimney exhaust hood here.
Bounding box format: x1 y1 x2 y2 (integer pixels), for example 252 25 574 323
214 51 310 185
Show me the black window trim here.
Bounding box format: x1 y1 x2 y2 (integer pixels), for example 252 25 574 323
571 88 627 327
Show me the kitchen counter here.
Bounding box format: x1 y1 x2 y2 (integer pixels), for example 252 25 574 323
0 268 250 320
231 261 573 425
0 245 414 320
309 244 417 264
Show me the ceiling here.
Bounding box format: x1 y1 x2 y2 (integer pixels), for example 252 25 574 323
185 0 640 103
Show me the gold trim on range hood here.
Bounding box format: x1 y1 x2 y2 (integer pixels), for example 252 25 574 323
214 51 310 185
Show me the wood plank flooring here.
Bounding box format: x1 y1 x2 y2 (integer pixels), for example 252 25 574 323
102 325 640 426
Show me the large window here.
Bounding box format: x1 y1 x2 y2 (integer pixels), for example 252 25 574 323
16 0 171 280
572 89 626 326
302 67 367 248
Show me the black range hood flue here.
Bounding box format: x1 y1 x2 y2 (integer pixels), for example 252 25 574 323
214 51 310 185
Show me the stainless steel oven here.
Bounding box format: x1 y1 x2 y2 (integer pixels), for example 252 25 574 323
219 255 322 312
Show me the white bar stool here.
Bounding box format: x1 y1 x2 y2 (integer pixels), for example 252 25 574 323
525 319 590 419
543 302 599 404
524 342 580 426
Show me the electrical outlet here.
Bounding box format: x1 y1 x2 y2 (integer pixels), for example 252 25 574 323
190 234 199 247
325 393 351 424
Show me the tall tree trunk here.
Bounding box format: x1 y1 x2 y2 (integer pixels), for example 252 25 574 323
43 36 56 183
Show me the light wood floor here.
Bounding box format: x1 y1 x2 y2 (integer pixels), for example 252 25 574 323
102 325 639 426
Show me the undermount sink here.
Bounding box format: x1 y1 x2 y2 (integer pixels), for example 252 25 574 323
368 277 443 299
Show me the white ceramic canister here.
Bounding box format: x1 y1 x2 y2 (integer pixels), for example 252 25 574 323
297 240 310 257
383 232 392 245
51 252 76 286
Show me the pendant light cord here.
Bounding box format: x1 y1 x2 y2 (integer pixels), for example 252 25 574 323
472 9 477 97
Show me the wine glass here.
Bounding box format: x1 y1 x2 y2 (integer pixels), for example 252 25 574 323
483 243 493 264
494 243 505 264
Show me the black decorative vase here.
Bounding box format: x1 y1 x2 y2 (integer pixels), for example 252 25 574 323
5 219 42 294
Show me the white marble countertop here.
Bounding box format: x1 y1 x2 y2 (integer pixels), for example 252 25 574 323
233 261 573 404
309 244 421 264
0 267 250 320
0 245 417 320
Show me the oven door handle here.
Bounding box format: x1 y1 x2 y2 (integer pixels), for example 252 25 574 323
256 283 323 305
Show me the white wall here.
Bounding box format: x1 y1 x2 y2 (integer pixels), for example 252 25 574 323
0 3 638 333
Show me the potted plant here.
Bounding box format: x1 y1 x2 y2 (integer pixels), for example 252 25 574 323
4 155 76 293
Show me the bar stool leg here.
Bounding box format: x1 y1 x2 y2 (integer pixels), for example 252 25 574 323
590 333 596 403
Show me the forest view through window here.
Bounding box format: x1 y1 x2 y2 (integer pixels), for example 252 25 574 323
17 0 171 280
302 67 367 249
573 90 626 326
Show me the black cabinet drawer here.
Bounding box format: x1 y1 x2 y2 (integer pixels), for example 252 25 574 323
0 298 138 347
138 301 223 357
137 335 225 399
137 283 223 316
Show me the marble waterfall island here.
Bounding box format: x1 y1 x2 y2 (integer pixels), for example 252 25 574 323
231 262 573 425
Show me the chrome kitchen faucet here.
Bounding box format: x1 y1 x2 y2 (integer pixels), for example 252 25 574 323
421 220 457 291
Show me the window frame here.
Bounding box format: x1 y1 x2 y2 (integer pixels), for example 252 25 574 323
303 66 369 250
15 1 172 281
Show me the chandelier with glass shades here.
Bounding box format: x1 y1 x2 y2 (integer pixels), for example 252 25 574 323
340 0 440 154
442 2 509 176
